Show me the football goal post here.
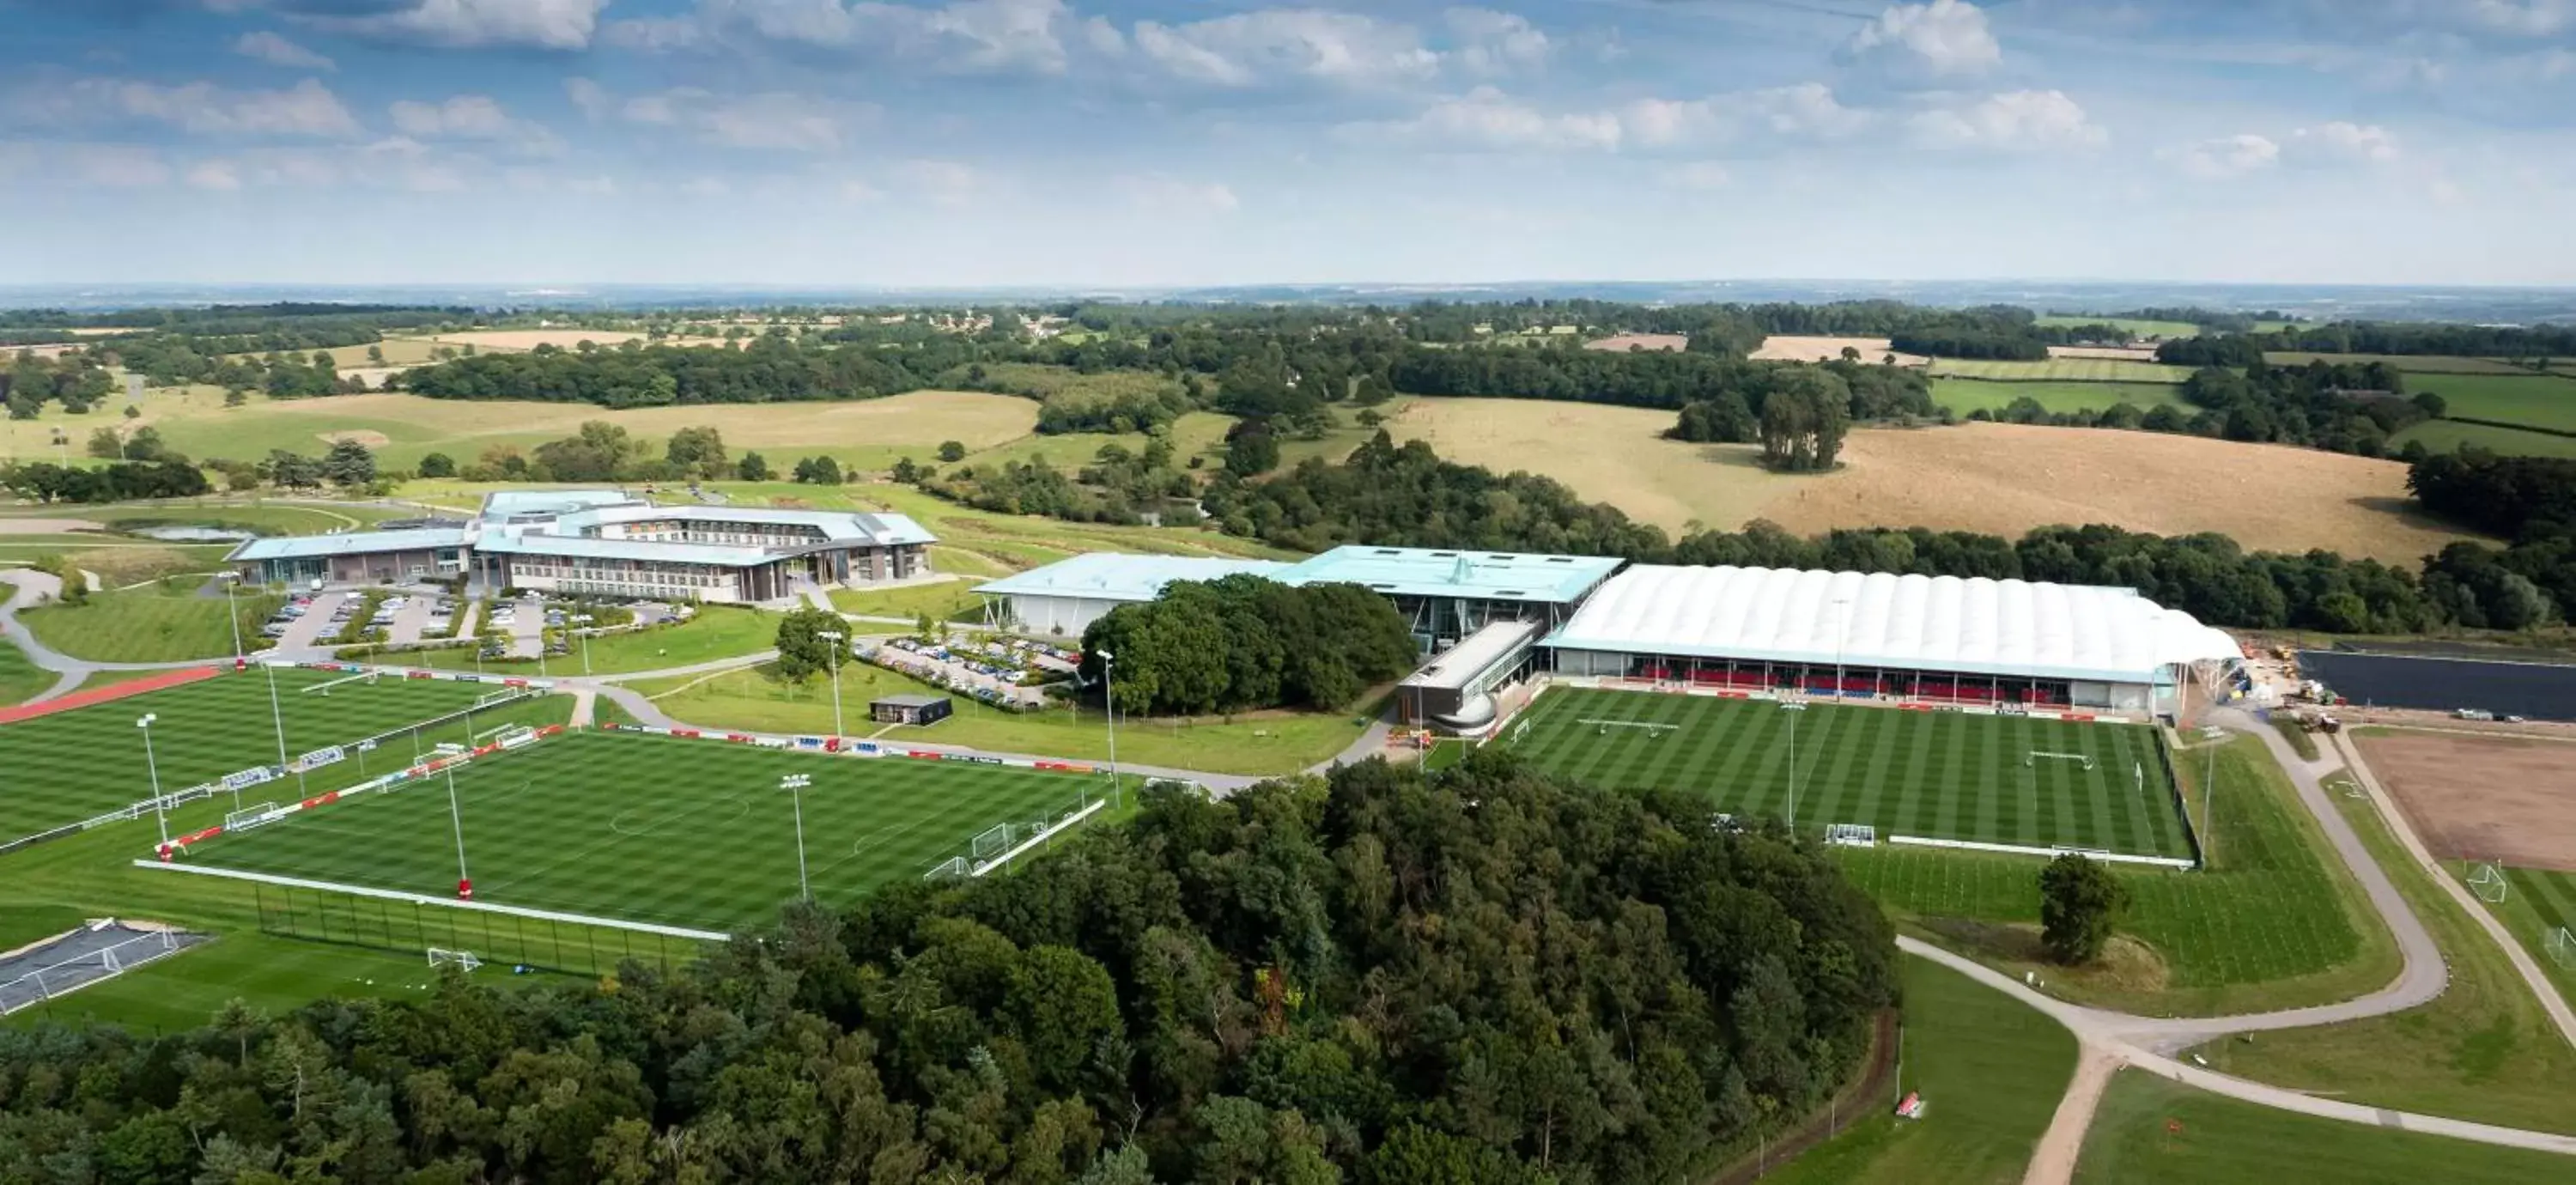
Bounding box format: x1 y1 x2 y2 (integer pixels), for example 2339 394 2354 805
1581 718 1678 738
427 947 482 973
1826 823 1878 848
2548 927 2574 971
224 802 283 834
2026 750 2096 771
2467 862 2510 904
970 823 1017 863
924 856 969 880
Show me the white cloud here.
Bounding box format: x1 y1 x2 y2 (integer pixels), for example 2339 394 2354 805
1846 0 2000 77
898 158 983 206
70 144 169 187
1120 173 1241 214
301 0 611 52
1662 161 1732 191
564 77 611 121
2462 0 2576 36
631 0 1072 73
1446 8 1551 75
51 77 362 138
389 94 561 155
619 88 854 154
2287 121 2399 164
233 31 335 71
2160 133 2281 179
185 159 246 190
1908 89 2105 151
1133 9 1441 88
839 177 885 201
1083 15 1127 55
1340 86 1622 151
1622 83 1869 149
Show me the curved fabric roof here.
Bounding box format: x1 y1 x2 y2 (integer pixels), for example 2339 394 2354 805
1545 565 2240 684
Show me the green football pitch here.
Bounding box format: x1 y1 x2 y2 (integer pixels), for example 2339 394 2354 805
0 669 530 845
1504 689 2193 860
184 732 1118 933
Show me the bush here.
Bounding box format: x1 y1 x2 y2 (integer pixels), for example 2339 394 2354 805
2040 854 2130 964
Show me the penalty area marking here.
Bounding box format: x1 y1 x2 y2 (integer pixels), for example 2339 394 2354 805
607 794 750 838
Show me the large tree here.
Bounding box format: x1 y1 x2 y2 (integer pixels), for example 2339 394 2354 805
1757 368 1850 472
773 606 847 683
2039 854 2130 964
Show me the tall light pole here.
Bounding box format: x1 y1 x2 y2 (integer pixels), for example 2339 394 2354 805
782 774 813 900
137 714 168 848
445 763 472 899
1779 702 1807 832
1830 594 1851 699
817 629 846 739
220 572 244 666
1097 648 1121 810
574 613 594 676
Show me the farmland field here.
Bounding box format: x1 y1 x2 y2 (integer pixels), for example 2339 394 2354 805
2263 352 2546 375
1382 402 2478 564
1932 379 2190 417
2398 372 2576 433
184 731 1120 932
1503 689 2195 859
0 668 544 845
1752 336 1927 365
2035 314 2200 338
2389 418 2576 459
2073 1071 2576 1184
1929 358 2195 383
1841 738 2391 1012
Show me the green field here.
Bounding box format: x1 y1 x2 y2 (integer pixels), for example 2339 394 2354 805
2184 780 2576 1133
828 577 987 622
2390 417 2576 459
20 580 283 663
2401 372 2576 432
0 638 47 707
1504 690 2193 859
1765 956 2078 1185
0 668 537 844
1933 379 2191 418
2263 352 2549 375
403 604 780 676
185 731 1118 932
627 660 1370 777
1841 738 2391 1013
1929 358 2194 383
2073 1071 2576 1183
2035 314 2199 339
2487 865 2576 1021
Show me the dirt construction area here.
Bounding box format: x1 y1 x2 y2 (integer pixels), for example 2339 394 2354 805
2356 729 2576 872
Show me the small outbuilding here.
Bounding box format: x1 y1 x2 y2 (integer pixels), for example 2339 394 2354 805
871 694 954 726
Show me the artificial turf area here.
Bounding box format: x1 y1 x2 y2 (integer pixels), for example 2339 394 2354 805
0 667 526 846
1506 689 2192 860
181 732 1117 933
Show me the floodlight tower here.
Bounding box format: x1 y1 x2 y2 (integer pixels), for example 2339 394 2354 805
445 762 472 899
137 714 167 848
1097 647 1121 810
220 571 245 665
782 774 814 900
817 629 846 739
573 613 595 676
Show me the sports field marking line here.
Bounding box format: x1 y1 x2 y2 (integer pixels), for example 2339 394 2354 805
131 860 728 941
477 784 758 898
608 794 750 838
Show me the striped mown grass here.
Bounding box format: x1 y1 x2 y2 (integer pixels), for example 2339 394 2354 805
0 669 523 845
187 732 1116 933
2498 866 2576 1001
1505 689 2191 859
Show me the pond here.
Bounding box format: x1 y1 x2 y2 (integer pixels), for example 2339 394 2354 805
130 526 258 543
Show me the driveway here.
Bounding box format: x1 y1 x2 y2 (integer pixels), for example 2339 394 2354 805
385 594 443 647
270 592 350 653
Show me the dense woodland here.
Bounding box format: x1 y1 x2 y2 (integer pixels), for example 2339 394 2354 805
0 759 1896 1184
1202 432 2526 635
1077 577 1419 714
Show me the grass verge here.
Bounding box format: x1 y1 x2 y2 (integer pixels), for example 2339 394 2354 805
2072 1070 2575 1183
20 580 281 663
1762 954 2078 1185
2182 772 2576 1134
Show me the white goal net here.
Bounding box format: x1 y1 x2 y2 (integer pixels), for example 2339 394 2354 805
2548 927 2574 971
225 802 283 833
1826 823 1878 848
2468 863 2510 904
1581 718 1677 738
923 856 969 880
427 947 483 973
2026 750 2096 771
970 823 1017 862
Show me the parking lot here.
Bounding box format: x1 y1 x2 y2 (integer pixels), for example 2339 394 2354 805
259 592 351 653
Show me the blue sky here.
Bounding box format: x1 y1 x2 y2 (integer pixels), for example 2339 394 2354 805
2 0 2572 287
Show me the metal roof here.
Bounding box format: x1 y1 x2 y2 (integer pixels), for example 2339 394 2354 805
226 527 469 562
1402 620 1543 691
864 513 935 546
472 532 783 568
1273 544 1622 605
478 489 636 522
873 693 951 708
1545 565 2240 684
975 553 1291 603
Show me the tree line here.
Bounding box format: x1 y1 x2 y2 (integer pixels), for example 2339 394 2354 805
0 757 1896 1184
2406 450 2576 629
1077 576 1419 714
1203 433 2530 634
